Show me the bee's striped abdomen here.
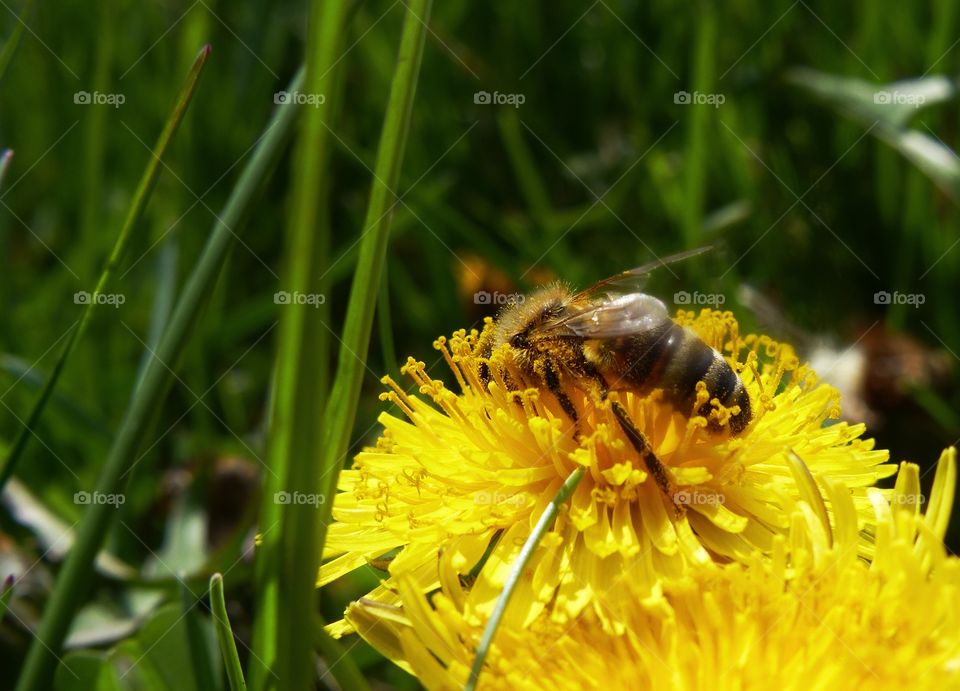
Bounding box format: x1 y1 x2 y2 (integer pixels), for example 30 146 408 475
607 323 752 435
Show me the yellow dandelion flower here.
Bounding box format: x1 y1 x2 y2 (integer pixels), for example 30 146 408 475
345 449 959 691
321 309 894 631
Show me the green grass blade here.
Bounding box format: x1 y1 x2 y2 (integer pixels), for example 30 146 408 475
0 0 34 82
681 1 717 249
0 574 13 623
248 65 342 691
256 1 432 687
0 45 211 493
78 0 118 271
210 574 247 691
465 467 585 691
134 236 179 392
377 260 399 380
247 7 362 682
786 68 957 129
497 108 553 234
911 385 960 432
14 59 305 691
180 580 217 691
313 0 434 561
314 621 371 691
264 0 353 686
786 69 960 203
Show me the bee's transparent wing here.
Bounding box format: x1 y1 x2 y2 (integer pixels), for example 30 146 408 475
533 247 708 339
545 293 669 339
569 246 712 302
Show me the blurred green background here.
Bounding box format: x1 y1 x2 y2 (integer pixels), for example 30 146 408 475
1 0 959 687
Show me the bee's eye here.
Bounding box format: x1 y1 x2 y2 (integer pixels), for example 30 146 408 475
509 333 528 349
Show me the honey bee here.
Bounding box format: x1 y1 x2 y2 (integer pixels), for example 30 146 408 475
482 249 751 505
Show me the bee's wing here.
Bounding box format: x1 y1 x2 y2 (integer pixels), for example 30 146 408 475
542 293 670 339
531 247 708 340
569 246 712 302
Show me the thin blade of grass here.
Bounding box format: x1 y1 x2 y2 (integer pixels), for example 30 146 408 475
179 579 217 691
786 68 956 129
497 108 553 235
210 574 247 691
78 0 118 269
248 4 362 681
377 260 399 381
681 2 717 250
0 45 211 493
0 574 13 623
313 0 434 565
256 0 432 687
14 60 306 691
134 236 179 391
0 0 34 82
911 385 960 432
314 621 370 691
0 355 111 438
786 68 960 204
263 0 352 687
465 467 585 691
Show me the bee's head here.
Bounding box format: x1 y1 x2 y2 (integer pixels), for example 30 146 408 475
508 332 530 350
491 283 571 356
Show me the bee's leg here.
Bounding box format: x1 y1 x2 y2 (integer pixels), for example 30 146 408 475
478 361 491 391
498 370 531 415
543 361 579 432
608 399 681 515
574 360 679 512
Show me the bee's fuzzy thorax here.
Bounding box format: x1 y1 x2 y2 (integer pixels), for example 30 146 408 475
491 281 572 348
